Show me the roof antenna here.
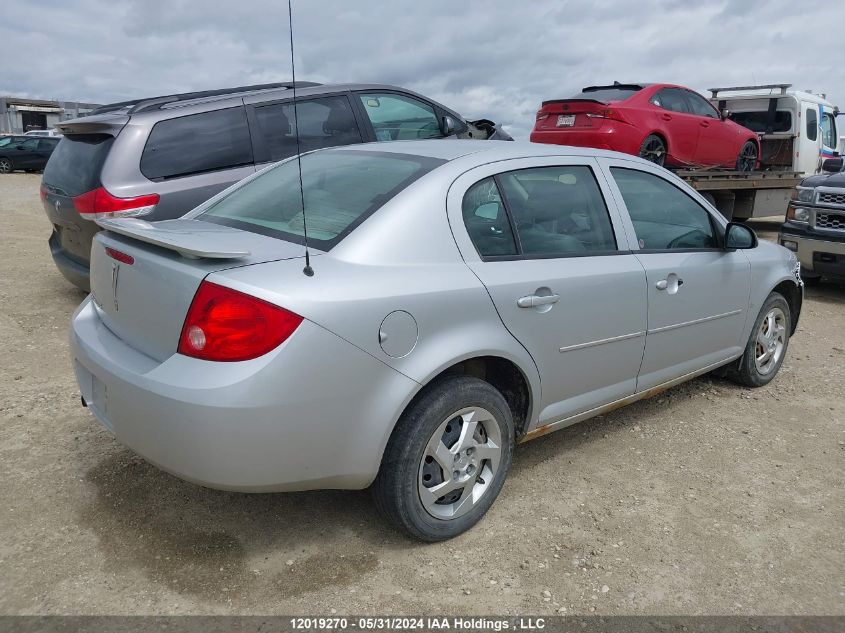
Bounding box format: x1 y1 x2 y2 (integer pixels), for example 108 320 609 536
287 0 314 277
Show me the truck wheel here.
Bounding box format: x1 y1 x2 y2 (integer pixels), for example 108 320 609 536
0 158 12 174
736 141 758 172
728 292 791 388
639 135 666 166
371 375 514 541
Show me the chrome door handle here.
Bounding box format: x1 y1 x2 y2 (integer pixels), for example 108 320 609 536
517 293 560 308
656 278 684 291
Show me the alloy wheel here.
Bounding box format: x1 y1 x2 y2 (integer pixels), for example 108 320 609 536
418 406 502 520
738 142 758 172
640 136 666 166
755 307 786 375
0 159 11 174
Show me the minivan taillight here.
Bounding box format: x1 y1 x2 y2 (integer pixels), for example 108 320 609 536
72 186 159 220
178 281 303 362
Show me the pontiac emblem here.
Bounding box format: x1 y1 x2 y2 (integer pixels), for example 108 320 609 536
111 263 120 311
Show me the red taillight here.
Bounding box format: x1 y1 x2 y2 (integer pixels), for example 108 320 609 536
72 186 159 220
39 184 47 202
105 247 134 265
586 108 628 123
178 281 303 362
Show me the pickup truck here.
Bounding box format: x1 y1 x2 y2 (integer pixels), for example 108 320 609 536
779 157 845 284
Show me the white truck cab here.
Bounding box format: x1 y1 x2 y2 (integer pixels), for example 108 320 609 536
709 84 841 176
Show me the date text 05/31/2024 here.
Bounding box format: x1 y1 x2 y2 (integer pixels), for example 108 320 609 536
290 617 548 631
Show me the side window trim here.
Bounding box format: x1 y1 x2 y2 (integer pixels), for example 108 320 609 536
597 158 727 253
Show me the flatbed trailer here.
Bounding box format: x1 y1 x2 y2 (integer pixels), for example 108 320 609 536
675 169 803 221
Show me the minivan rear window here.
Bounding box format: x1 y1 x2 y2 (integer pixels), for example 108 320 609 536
42 134 114 196
140 106 253 180
199 149 444 249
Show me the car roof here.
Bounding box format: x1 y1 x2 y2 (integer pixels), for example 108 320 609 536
327 139 657 166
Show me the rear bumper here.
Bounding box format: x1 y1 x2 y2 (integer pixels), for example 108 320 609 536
529 124 641 154
780 223 845 278
49 230 90 291
70 297 418 492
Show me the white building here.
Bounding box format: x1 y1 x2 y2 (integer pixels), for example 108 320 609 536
0 96 101 134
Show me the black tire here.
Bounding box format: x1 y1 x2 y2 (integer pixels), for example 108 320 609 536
736 140 758 172
371 375 515 541
0 158 12 174
728 292 791 388
639 134 667 166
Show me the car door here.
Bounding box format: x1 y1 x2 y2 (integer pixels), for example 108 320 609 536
820 108 838 161
244 93 365 168
33 139 57 169
648 88 700 165
684 90 733 167
601 159 751 391
353 91 447 142
448 157 648 427
13 138 39 168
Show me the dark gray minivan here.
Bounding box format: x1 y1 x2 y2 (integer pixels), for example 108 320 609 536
42 81 512 290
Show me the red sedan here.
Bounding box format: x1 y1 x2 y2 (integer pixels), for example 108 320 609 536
530 82 760 171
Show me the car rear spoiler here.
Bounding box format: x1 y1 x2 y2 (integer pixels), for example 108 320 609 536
540 98 606 107
96 218 251 259
56 114 129 136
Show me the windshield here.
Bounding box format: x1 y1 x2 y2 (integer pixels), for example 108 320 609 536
200 149 445 249
42 134 114 196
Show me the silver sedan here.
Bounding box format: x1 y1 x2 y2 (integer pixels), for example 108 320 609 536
71 140 802 540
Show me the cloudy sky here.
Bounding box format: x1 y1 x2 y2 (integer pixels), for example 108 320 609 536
2 0 842 138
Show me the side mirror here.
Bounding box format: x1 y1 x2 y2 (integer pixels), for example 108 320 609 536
440 116 457 136
720 108 731 121
822 157 843 173
725 222 757 250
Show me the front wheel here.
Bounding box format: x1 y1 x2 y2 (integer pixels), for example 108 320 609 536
728 293 791 387
639 134 667 166
0 158 12 174
736 140 758 172
371 375 514 541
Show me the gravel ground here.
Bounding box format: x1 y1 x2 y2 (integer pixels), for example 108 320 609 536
0 172 843 615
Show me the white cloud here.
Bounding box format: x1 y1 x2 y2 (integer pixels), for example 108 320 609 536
0 0 842 138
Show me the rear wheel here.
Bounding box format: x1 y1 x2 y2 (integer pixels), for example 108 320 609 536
728 293 791 387
736 140 758 172
639 134 667 166
0 158 12 174
372 375 514 541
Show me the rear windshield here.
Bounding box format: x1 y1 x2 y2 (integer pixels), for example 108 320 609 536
199 149 444 249
569 86 641 103
42 134 114 196
730 110 792 133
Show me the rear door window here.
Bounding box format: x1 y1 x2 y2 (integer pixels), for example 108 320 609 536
140 106 253 180
251 95 362 163
43 134 115 195
651 89 691 114
462 177 518 257
357 93 443 141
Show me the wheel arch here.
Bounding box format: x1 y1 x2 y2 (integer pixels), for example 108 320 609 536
772 279 802 335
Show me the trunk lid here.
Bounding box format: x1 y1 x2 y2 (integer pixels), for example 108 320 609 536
534 100 617 131
90 219 308 362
